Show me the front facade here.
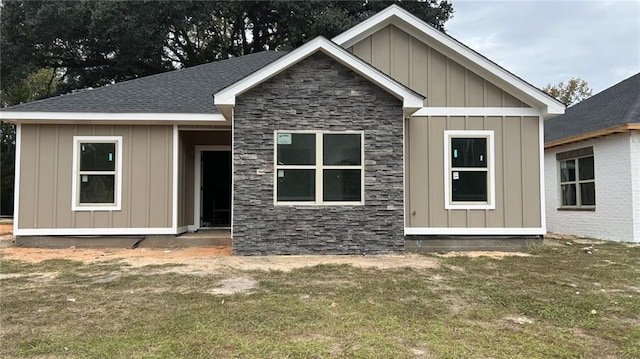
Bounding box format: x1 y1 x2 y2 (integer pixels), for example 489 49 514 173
545 73 640 243
1 6 564 254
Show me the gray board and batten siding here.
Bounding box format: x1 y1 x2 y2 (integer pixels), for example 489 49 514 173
18 124 174 230
347 25 530 108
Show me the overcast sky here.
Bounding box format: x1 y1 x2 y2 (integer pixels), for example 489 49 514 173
445 0 640 94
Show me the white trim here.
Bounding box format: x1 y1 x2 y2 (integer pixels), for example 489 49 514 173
172 125 179 232
332 5 565 117
193 145 232 231
0 111 226 122
230 107 234 238
273 130 365 206
15 227 177 236
412 107 542 117
538 116 547 233
444 130 496 210
12 124 21 234
404 227 545 236
402 116 407 228
214 37 424 110
71 136 123 211
176 225 188 234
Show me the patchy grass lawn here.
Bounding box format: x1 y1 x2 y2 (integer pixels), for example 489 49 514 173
1 240 639 358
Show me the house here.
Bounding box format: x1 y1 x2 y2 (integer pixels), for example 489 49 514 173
544 73 640 243
0 5 564 254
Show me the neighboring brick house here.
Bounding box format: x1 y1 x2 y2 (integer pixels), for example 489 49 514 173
0 5 564 254
544 73 640 243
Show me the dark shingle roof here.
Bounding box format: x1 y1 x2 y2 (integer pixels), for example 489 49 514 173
3 51 287 114
545 73 640 143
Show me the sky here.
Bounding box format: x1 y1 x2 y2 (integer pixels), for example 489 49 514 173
445 0 640 95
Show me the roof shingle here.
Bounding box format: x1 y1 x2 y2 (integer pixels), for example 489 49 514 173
545 73 640 143
3 51 287 114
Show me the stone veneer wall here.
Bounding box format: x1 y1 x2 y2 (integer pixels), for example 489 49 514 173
233 52 405 255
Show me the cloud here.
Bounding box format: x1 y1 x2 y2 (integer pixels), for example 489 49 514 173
447 0 640 93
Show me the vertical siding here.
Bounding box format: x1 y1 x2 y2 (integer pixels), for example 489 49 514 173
18 124 174 230
407 116 541 228
348 25 529 108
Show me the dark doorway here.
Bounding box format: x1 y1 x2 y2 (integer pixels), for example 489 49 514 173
201 151 231 227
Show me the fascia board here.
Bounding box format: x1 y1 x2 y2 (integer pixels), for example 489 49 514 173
332 5 565 115
0 111 226 123
214 37 424 109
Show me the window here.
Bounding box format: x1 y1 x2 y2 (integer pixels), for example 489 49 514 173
72 136 122 211
557 147 595 208
274 131 363 205
444 131 495 209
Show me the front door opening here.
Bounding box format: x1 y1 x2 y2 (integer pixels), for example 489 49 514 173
201 151 231 228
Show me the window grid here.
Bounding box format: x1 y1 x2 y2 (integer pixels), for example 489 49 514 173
72 136 122 211
443 130 495 210
559 155 595 208
274 131 364 205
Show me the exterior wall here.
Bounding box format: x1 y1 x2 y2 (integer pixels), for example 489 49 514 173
632 131 640 242
177 132 193 228
407 115 541 228
545 132 638 242
177 130 231 228
233 52 404 255
348 25 529 108
17 124 174 230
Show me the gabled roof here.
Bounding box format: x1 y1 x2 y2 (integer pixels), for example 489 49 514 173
214 37 424 113
545 73 640 147
332 5 565 118
0 51 287 120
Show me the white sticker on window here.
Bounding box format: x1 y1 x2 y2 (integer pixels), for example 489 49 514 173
453 172 459 180
277 133 292 145
454 149 458 158
82 175 89 183
480 155 483 162
278 170 285 178
108 153 113 161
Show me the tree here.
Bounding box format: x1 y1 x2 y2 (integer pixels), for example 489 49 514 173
1 1 454 96
0 122 15 216
0 0 454 216
542 77 593 107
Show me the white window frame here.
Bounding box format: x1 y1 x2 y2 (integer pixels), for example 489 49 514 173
273 130 365 206
72 136 123 211
558 155 595 209
444 130 495 210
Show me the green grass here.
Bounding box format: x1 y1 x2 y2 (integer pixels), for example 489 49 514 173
1 240 639 358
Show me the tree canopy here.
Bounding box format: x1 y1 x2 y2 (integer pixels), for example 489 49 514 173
0 0 454 215
1 0 453 103
542 77 593 107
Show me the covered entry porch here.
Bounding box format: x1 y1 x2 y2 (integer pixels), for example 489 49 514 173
177 126 232 237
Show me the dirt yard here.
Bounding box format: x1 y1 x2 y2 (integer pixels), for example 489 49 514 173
0 227 533 274
0 218 560 274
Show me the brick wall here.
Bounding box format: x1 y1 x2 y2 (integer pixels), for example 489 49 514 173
630 131 640 242
232 52 405 255
545 132 637 242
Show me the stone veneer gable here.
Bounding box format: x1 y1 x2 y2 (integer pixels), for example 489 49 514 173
233 52 404 255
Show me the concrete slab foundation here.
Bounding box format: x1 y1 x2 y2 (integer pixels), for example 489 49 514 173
405 236 543 253
15 229 231 249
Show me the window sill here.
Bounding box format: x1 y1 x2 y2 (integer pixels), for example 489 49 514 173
72 205 121 212
557 207 595 212
275 202 364 207
445 204 495 210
